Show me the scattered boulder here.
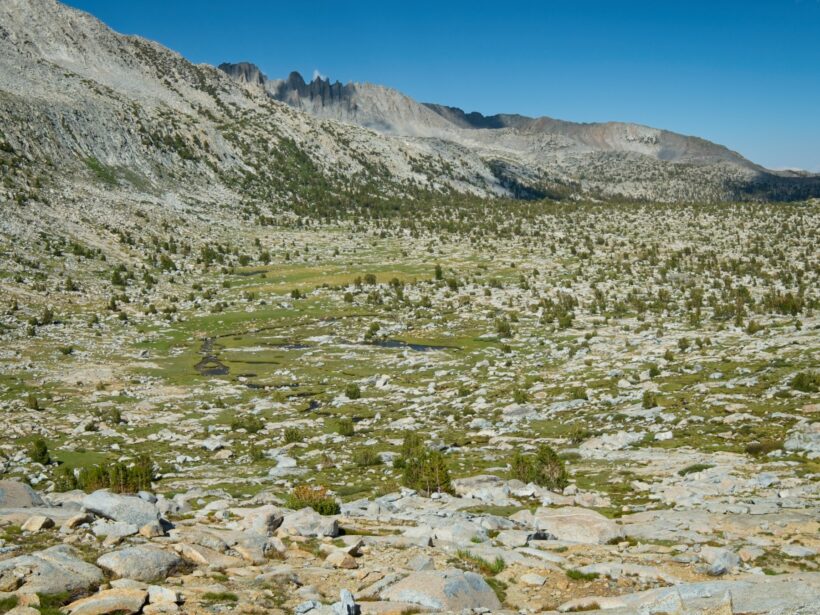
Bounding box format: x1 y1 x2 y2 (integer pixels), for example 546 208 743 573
700 546 740 576
279 507 339 537
527 506 623 545
332 589 360 615
0 544 104 595
0 481 45 508
97 546 183 582
235 504 283 535
325 550 358 569
83 490 160 527
21 514 54 532
64 588 147 615
380 568 502 611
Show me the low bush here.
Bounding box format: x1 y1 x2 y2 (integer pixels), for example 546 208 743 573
352 447 382 467
334 417 355 437
790 371 819 393
28 438 50 465
510 444 568 491
231 414 264 433
285 484 340 515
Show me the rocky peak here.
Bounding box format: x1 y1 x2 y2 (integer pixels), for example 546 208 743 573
217 62 266 85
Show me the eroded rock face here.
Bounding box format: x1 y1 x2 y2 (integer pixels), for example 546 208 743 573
96 546 183 582
82 490 160 527
0 545 104 595
380 568 501 611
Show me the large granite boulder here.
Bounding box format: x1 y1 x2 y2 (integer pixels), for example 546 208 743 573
0 544 104 595
97 546 183 582
0 481 45 508
82 490 160 527
380 568 501 611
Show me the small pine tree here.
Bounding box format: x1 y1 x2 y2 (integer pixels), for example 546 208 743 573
28 438 50 465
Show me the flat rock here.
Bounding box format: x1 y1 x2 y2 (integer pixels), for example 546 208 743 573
380 568 502 611
65 588 147 615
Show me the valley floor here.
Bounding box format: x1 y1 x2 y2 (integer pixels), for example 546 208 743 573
0 191 818 614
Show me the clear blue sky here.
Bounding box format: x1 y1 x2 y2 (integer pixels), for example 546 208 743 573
65 0 820 171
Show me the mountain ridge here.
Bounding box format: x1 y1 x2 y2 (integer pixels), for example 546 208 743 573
221 64 766 173
0 0 817 208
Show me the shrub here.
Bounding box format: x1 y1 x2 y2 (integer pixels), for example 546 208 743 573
790 371 819 393
455 549 506 575
642 390 658 409
231 414 264 433
495 318 512 338
334 417 355 437
352 447 382 467
97 407 122 425
566 569 600 581
345 383 361 400
745 440 783 457
283 427 304 443
678 463 714 476
402 447 453 495
53 465 78 491
29 438 50 464
510 444 568 491
285 484 340 515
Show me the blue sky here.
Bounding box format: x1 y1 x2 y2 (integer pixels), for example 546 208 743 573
65 0 820 171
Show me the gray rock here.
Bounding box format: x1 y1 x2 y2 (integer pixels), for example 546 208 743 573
91 519 139 538
65 588 147 615
0 480 45 508
295 601 322 614
83 490 160 527
380 568 502 611
407 554 435 571
700 546 740 576
331 589 359 615
280 507 339 537
528 506 623 545
0 544 104 595
97 546 183 582
781 544 816 558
